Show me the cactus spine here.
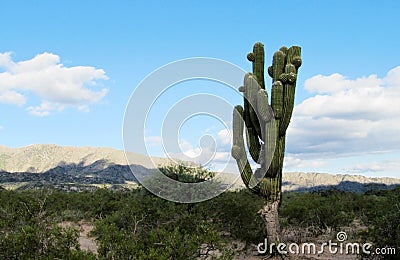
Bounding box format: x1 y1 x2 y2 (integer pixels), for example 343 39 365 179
232 42 302 244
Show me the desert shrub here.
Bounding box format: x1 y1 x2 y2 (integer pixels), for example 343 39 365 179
158 163 215 183
0 189 96 259
196 189 265 243
280 190 358 232
92 165 227 259
0 224 87 259
142 163 221 202
93 194 221 259
360 186 400 258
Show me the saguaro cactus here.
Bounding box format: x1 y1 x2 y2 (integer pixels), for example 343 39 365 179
231 42 302 244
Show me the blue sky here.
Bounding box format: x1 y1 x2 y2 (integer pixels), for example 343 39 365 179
1 1 400 178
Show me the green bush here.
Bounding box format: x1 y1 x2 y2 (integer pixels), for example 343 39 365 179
0 189 96 259
280 190 357 232
360 186 400 258
142 163 221 202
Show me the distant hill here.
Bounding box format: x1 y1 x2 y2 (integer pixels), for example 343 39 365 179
281 171 400 193
0 144 169 173
1 144 399 192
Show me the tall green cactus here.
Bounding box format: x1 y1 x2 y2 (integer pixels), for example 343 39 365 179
231 42 302 245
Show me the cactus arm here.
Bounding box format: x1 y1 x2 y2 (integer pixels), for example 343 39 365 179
247 43 265 138
242 76 261 162
248 42 266 90
280 46 302 136
279 46 288 58
271 51 285 118
272 51 286 83
287 46 302 68
231 105 260 191
256 89 272 124
280 64 296 136
242 102 260 163
245 74 262 148
231 105 245 161
245 128 260 162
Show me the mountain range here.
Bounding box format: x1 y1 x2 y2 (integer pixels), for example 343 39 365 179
1 144 399 193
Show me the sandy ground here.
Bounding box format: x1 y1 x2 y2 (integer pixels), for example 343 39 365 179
59 219 370 259
59 221 98 255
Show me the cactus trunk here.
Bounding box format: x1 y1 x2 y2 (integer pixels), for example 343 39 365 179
232 42 302 247
259 200 280 246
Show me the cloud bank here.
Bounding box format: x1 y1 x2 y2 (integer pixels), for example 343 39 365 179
288 66 400 156
345 158 400 174
285 66 400 174
0 52 108 116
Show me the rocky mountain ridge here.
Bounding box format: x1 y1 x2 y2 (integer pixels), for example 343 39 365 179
0 144 169 173
1 144 399 192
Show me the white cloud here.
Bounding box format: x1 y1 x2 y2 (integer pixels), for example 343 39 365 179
175 138 218 165
77 105 90 112
217 128 232 146
145 136 163 146
288 66 400 158
27 101 64 117
345 159 400 174
304 73 383 95
283 155 326 170
0 90 26 105
0 52 108 115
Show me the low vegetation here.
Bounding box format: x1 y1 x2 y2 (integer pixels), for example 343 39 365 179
0 165 398 259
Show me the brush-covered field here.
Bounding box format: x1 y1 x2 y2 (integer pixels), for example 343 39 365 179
0 167 399 259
